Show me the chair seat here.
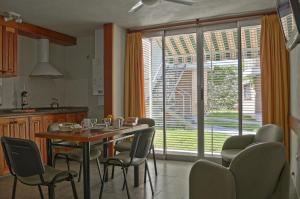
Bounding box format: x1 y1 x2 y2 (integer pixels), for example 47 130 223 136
221 149 242 162
114 141 132 152
101 151 145 167
18 165 77 185
68 145 102 162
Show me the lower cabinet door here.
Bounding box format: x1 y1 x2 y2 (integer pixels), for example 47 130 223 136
0 118 11 175
30 116 47 163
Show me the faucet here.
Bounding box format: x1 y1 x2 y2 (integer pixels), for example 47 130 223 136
21 91 28 110
50 98 59 108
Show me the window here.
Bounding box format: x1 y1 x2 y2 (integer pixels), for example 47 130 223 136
243 83 252 100
143 22 262 158
178 57 184 64
241 25 262 134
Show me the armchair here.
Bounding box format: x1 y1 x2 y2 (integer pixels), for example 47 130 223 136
221 124 283 166
190 142 289 199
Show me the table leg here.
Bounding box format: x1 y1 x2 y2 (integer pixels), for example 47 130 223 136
102 138 109 182
83 142 91 199
134 165 140 187
46 139 53 199
46 139 53 166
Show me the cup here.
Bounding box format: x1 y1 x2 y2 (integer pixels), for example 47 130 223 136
81 118 93 129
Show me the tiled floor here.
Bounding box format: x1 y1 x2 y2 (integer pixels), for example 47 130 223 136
0 159 298 199
0 159 193 199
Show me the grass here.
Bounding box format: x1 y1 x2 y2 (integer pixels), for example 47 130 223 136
152 111 261 154
153 128 233 154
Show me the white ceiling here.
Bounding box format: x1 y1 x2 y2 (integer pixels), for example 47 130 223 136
0 0 276 36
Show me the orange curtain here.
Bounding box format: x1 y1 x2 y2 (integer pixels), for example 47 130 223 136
260 14 290 159
124 32 145 118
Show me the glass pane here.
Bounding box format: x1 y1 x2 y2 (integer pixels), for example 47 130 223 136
203 28 239 156
143 36 164 153
165 33 198 155
241 25 262 134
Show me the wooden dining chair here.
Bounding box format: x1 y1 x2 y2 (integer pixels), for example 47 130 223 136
1 136 78 199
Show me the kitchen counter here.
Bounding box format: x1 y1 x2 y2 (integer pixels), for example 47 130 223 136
0 106 88 117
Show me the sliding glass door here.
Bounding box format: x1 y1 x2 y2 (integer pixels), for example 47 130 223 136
143 35 164 153
143 20 262 159
202 26 239 156
164 30 198 155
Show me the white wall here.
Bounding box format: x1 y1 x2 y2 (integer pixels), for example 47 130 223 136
290 44 300 198
0 36 66 108
112 24 126 117
0 34 104 118
64 35 103 118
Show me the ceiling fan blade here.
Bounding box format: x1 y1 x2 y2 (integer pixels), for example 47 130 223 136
129 1 144 13
164 0 194 6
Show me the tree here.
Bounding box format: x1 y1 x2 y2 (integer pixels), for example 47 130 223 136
207 65 238 111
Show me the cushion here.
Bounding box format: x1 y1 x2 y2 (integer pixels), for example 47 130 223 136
68 145 102 162
114 141 132 152
101 151 145 167
221 149 242 162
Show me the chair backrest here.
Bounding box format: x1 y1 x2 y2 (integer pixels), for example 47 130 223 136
1 137 45 177
254 124 283 143
138 118 155 127
229 142 288 199
130 127 155 159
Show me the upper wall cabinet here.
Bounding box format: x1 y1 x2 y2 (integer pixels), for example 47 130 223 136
0 26 18 76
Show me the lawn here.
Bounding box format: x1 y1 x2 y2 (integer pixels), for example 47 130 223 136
152 111 261 154
153 128 232 154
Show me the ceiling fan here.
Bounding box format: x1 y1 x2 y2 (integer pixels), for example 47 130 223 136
129 0 195 13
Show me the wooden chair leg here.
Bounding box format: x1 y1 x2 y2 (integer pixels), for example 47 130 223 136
70 177 78 199
38 185 44 199
12 176 17 199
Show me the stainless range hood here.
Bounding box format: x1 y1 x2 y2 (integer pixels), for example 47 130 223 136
30 39 63 78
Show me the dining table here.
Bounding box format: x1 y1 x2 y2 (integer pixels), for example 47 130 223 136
35 124 149 199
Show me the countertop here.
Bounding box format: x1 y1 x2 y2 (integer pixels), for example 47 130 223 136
0 106 88 117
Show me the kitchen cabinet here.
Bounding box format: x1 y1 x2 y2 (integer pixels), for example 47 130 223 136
0 117 29 175
0 111 87 175
0 118 11 175
42 114 66 132
30 116 47 163
0 26 18 76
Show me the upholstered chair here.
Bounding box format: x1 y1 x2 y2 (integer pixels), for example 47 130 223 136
221 124 283 166
190 142 289 199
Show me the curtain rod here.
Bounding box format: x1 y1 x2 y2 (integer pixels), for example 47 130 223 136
128 8 276 33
